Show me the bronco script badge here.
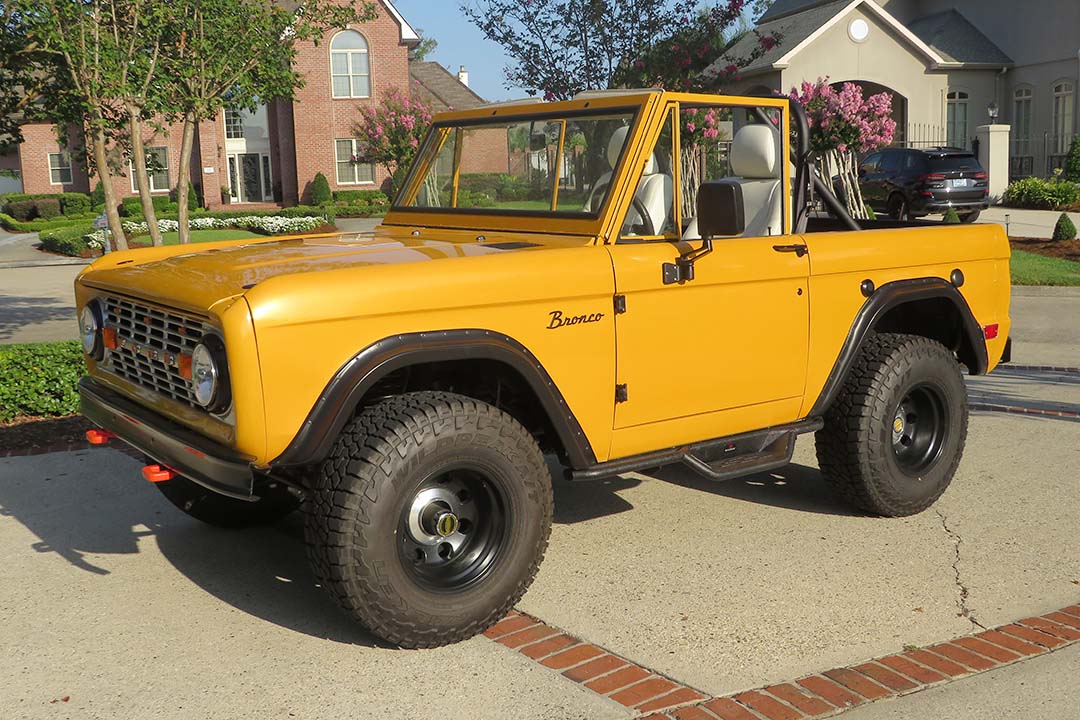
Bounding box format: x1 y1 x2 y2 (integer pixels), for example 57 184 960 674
547 310 604 329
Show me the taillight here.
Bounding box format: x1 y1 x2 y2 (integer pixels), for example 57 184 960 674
973 171 987 180
918 173 946 182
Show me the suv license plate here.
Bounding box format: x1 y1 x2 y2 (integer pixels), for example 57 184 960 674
949 178 970 188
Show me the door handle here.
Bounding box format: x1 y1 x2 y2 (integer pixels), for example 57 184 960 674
773 244 808 257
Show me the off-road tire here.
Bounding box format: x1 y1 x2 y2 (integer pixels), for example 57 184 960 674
155 473 302 528
815 333 968 517
887 194 910 221
304 391 553 649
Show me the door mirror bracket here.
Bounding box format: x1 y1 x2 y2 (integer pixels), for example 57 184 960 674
663 237 713 285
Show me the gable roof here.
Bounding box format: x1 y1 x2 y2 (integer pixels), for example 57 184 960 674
409 62 486 111
718 0 950 78
759 0 839 23
907 10 1012 66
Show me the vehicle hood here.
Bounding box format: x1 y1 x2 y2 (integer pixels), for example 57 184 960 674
79 229 587 315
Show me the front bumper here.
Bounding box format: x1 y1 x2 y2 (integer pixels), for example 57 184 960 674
80 377 256 500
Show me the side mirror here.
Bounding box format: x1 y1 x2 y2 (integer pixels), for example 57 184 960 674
663 182 742 285
696 181 745 238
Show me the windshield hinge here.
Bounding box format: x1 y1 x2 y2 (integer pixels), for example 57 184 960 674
613 295 627 314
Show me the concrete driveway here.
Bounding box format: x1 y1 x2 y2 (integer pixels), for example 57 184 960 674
2 394 1078 718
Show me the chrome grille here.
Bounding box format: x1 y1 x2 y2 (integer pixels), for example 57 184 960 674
103 296 205 407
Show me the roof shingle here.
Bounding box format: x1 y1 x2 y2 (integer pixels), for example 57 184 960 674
907 10 1012 65
409 62 487 112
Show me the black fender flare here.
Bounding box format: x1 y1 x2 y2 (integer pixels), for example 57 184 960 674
270 329 596 469
808 277 988 417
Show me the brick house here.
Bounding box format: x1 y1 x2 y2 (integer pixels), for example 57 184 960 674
0 0 447 208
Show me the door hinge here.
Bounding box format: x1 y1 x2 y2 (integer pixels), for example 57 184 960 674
613 294 627 314
615 384 629 403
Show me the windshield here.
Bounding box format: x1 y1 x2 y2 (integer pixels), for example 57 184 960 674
393 109 639 217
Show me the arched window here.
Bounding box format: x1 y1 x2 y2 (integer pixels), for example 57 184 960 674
946 91 969 149
331 30 370 99
1053 81 1074 154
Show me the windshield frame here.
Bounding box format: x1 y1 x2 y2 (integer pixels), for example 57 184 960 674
386 101 650 234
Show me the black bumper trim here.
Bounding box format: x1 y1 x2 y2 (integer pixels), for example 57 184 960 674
79 377 256 500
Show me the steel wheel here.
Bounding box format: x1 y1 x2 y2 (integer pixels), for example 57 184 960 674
398 465 507 591
890 383 948 476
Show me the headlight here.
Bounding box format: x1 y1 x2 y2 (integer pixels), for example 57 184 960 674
79 301 103 359
191 343 219 408
190 336 230 412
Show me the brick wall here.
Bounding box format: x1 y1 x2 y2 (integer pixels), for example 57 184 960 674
290 0 411 202
12 0 413 207
18 123 90 195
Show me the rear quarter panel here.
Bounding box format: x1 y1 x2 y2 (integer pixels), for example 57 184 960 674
800 224 1011 417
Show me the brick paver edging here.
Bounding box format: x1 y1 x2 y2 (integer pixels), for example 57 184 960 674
486 604 1080 718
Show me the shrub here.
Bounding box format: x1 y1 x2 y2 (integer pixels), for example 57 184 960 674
1065 137 1080 183
34 198 62 220
171 181 201 211
332 189 386 204
0 212 97 233
39 225 95 256
1004 176 1080 210
1053 212 1078 241
311 172 332 205
942 208 961 224
120 195 178 217
6 199 36 221
90 181 106 207
61 193 91 215
0 341 86 421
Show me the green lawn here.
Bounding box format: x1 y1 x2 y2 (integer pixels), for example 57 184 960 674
152 229 262 245
1011 249 1080 286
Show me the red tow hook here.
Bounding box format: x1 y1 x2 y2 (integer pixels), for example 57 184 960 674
86 429 117 445
141 465 177 483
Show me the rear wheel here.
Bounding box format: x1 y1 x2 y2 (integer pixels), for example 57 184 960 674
304 391 552 648
815 334 968 517
887 194 910 221
959 210 981 223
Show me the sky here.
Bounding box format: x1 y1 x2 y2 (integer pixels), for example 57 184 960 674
392 1 524 102
391 2 766 103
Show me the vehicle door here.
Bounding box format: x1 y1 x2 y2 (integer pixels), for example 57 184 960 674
877 150 904 206
605 100 810 457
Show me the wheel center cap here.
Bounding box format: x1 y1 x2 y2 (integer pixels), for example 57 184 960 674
434 511 459 538
893 415 905 434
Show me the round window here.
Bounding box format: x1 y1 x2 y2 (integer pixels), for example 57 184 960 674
849 18 870 43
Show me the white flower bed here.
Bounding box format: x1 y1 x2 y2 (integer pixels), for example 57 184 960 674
84 214 325 250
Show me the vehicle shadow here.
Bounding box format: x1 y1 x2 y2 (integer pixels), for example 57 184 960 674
0 449 386 647
0 294 76 341
642 461 862 517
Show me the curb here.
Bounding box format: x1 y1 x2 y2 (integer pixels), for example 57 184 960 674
1011 286 1080 298
486 605 1080 719
0 257 90 269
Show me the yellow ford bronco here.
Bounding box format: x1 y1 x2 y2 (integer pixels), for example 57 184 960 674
76 90 1011 648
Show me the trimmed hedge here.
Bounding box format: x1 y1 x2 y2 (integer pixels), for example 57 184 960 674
1004 177 1080 210
39 225 94 256
311 172 332 205
35 197 62 220
1053 212 1078 241
5 199 36 221
0 192 93 217
120 194 178 217
0 212 98 233
0 340 86 421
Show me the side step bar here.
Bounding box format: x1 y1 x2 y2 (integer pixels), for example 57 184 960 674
570 417 822 482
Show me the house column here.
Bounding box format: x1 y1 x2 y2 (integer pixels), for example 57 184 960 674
976 124 1010 204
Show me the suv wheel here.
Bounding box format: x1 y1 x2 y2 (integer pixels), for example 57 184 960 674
959 210 981 223
304 391 553 648
155 472 302 528
815 333 968 517
887 195 910 221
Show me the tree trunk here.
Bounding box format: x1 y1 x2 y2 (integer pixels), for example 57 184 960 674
128 108 163 246
823 149 869 220
680 144 702 220
175 115 197 244
89 124 128 252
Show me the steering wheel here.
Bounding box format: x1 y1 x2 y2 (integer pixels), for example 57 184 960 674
623 196 655 236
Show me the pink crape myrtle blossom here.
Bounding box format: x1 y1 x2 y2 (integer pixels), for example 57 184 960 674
789 77 896 154
353 84 434 191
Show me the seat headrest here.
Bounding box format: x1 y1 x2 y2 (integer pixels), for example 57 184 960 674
730 125 779 179
607 126 630 169
607 125 658 174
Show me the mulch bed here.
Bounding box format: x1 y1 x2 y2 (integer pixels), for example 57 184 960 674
1 415 93 457
1010 237 1080 263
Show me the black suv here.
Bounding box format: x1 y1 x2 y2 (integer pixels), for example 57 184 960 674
858 147 990 223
